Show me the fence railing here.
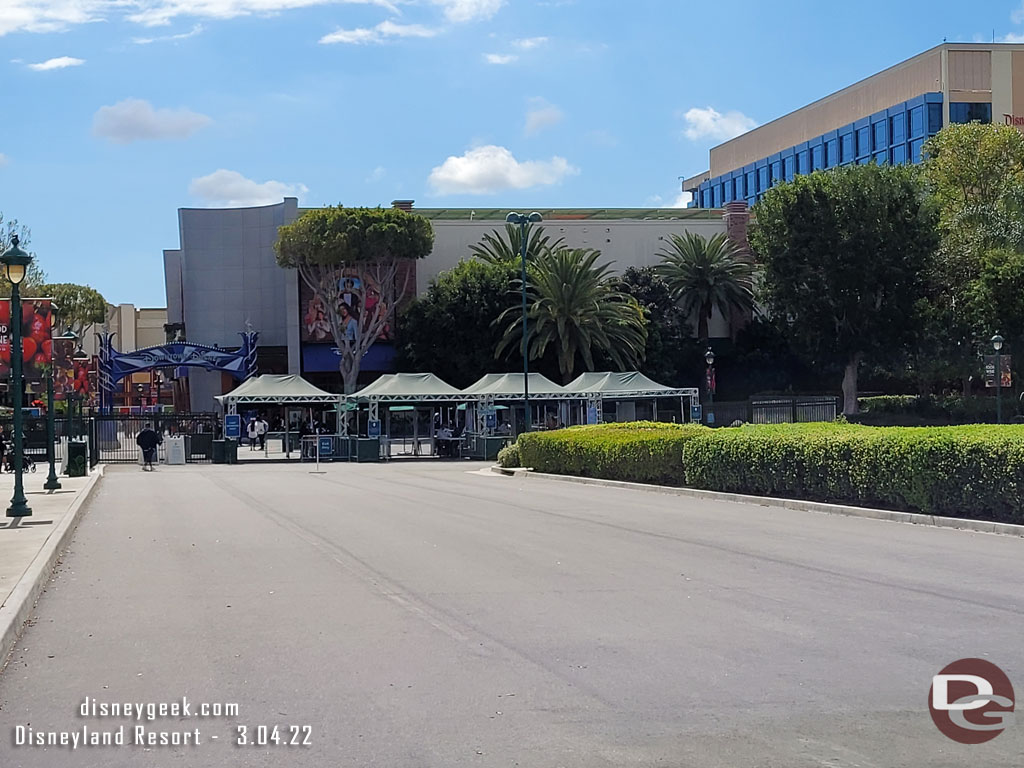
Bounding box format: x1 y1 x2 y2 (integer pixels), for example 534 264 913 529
89 413 220 464
707 396 839 426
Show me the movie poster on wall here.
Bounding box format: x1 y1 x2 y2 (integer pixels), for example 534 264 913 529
299 261 417 344
0 298 53 382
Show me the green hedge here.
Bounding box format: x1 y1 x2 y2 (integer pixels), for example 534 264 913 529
517 422 707 485
511 422 1024 523
857 395 1002 425
496 443 521 468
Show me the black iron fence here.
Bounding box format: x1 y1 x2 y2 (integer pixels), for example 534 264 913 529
89 413 220 464
708 396 839 426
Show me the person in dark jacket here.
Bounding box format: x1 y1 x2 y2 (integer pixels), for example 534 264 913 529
136 423 162 471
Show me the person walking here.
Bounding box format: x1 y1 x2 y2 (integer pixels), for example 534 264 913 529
136 423 162 471
247 416 259 451
0 426 7 473
257 415 269 450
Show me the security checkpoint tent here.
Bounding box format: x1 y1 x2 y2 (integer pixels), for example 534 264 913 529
346 373 468 447
561 371 700 423
215 374 343 414
460 372 573 432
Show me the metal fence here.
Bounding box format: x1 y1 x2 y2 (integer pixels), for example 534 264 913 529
708 396 839 426
89 413 220 464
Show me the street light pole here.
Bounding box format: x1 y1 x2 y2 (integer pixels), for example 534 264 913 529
505 211 543 432
992 333 1004 425
44 367 61 491
705 347 716 426
2 236 33 517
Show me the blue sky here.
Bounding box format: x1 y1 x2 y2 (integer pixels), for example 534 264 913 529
3 0 1024 306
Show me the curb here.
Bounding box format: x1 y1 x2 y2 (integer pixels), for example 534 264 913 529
0 466 105 670
488 465 1024 538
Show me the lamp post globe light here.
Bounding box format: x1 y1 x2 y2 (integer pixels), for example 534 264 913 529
704 347 716 425
2 235 33 517
992 333 1004 425
505 211 543 433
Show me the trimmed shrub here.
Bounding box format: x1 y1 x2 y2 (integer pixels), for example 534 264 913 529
512 421 1024 522
517 422 708 485
858 395 1001 425
496 443 521 468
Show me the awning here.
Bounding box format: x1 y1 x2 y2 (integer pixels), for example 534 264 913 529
562 371 699 398
348 372 465 402
461 372 572 399
215 374 343 406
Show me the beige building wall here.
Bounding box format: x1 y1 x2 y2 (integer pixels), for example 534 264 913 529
81 304 168 356
707 43 1024 178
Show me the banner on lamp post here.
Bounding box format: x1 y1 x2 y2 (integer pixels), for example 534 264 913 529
984 355 1012 388
0 299 53 382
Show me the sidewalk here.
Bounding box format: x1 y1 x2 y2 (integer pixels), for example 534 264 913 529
0 466 103 668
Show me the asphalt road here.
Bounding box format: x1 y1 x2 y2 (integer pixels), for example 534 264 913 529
1 461 1022 767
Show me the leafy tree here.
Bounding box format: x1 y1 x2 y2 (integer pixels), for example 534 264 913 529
655 231 755 343
469 222 563 264
40 283 107 337
751 163 939 415
275 206 434 393
395 259 520 388
618 266 697 385
496 248 647 383
965 248 1024 375
0 214 47 293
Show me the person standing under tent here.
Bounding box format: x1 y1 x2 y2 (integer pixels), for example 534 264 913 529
257 415 269 450
247 416 259 450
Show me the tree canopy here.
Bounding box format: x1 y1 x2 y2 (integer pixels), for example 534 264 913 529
751 163 939 414
41 283 107 337
275 206 434 393
469 222 563 264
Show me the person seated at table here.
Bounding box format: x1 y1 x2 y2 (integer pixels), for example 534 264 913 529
544 412 558 430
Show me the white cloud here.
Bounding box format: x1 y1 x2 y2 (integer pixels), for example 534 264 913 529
668 191 691 208
431 0 503 22
320 20 437 44
484 52 516 64
1000 32 1024 42
189 169 308 206
0 0 116 36
681 106 757 142
428 144 578 195
365 166 386 182
0 154 7 167
27 55 85 70
524 98 563 136
93 99 211 144
1013 1 1024 24
133 23 204 44
127 0 398 27
512 36 547 49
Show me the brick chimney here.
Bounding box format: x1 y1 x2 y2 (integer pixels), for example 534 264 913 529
391 200 415 212
722 202 750 256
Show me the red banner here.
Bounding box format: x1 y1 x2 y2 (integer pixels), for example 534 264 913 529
0 299 53 381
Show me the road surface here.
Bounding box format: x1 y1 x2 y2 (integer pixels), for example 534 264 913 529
1 461 1022 767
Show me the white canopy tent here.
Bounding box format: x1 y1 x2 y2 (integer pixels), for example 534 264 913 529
562 371 700 423
215 374 343 414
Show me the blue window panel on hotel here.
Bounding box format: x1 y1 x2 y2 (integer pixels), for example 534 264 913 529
840 133 854 163
746 171 755 195
910 106 924 138
797 150 809 174
811 145 823 170
910 138 924 163
770 161 781 185
758 166 768 191
872 121 887 151
874 150 887 165
734 175 744 198
950 102 992 124
702 189 712 208
857 127 871 156
892 144 907 165
783 156 795 180
890 113 906 144
928 103 943 134
723 181 732 203
857 155 870 165
825 140 838 167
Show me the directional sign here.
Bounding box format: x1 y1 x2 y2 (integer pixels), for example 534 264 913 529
318 436 334 457
368 420 381 438
690 404 702 423
224 414 241 439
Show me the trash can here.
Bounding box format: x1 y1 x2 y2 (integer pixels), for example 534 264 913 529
66 440 88 477
224 438 238 465
212 439 226 464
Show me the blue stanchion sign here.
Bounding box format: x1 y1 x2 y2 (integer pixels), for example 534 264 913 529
224 414 241 439
690 404 702 423
368 420 381 438
318 436 334 456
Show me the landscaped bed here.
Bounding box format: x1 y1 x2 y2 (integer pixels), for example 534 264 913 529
498 421 1024 523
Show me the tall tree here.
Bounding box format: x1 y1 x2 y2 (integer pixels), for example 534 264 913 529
40 283 107 337
751 163 939 415
618 266 696 385
0 214 47 293
469 222 563 264
275 206 434 393
655 231 755 342
496 248 647 383
395 259 520 388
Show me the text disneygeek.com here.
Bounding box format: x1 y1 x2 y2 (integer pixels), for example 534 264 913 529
11 697 312 749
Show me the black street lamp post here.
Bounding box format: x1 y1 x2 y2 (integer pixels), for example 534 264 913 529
2 235 33 517
992 333 1004 425
505 211 542 433
72 345 89 440
43 358 61 492
705 347 716 426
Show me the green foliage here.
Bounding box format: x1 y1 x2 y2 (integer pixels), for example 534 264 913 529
496 248 647 383
496 442 521 468
515 422 1024 522
751 163 939 412
469 222 564 264
655 231 755 342
40 283 107 336
516 422 707 485
396 259 519 388
618 266 698 385
857 394 1000 425
1 214 47 292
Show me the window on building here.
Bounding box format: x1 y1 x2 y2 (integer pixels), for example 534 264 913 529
857 127 871 156
734 175 745 198
797 150 809 175
783 156 795 181
746 171 756 195
857 155 871 165
840 133 854 164
724 180 733 203
890 113 906 144
874 150 887 166
873 121 887 150
950 102 993 124
928 103 943 134
891 144 907 165
910 138 925 164
825 140 837 167
910 106 925 138
811 145 823 170
701 189 712 208
770 161 781 185
758 166 768 191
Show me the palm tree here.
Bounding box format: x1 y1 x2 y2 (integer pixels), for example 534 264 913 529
496 248 647 382
655 232 756 342
470 222 564 264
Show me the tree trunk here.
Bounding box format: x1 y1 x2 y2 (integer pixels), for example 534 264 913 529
841 353 862 415
697 304 709 345
962 373 971 398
